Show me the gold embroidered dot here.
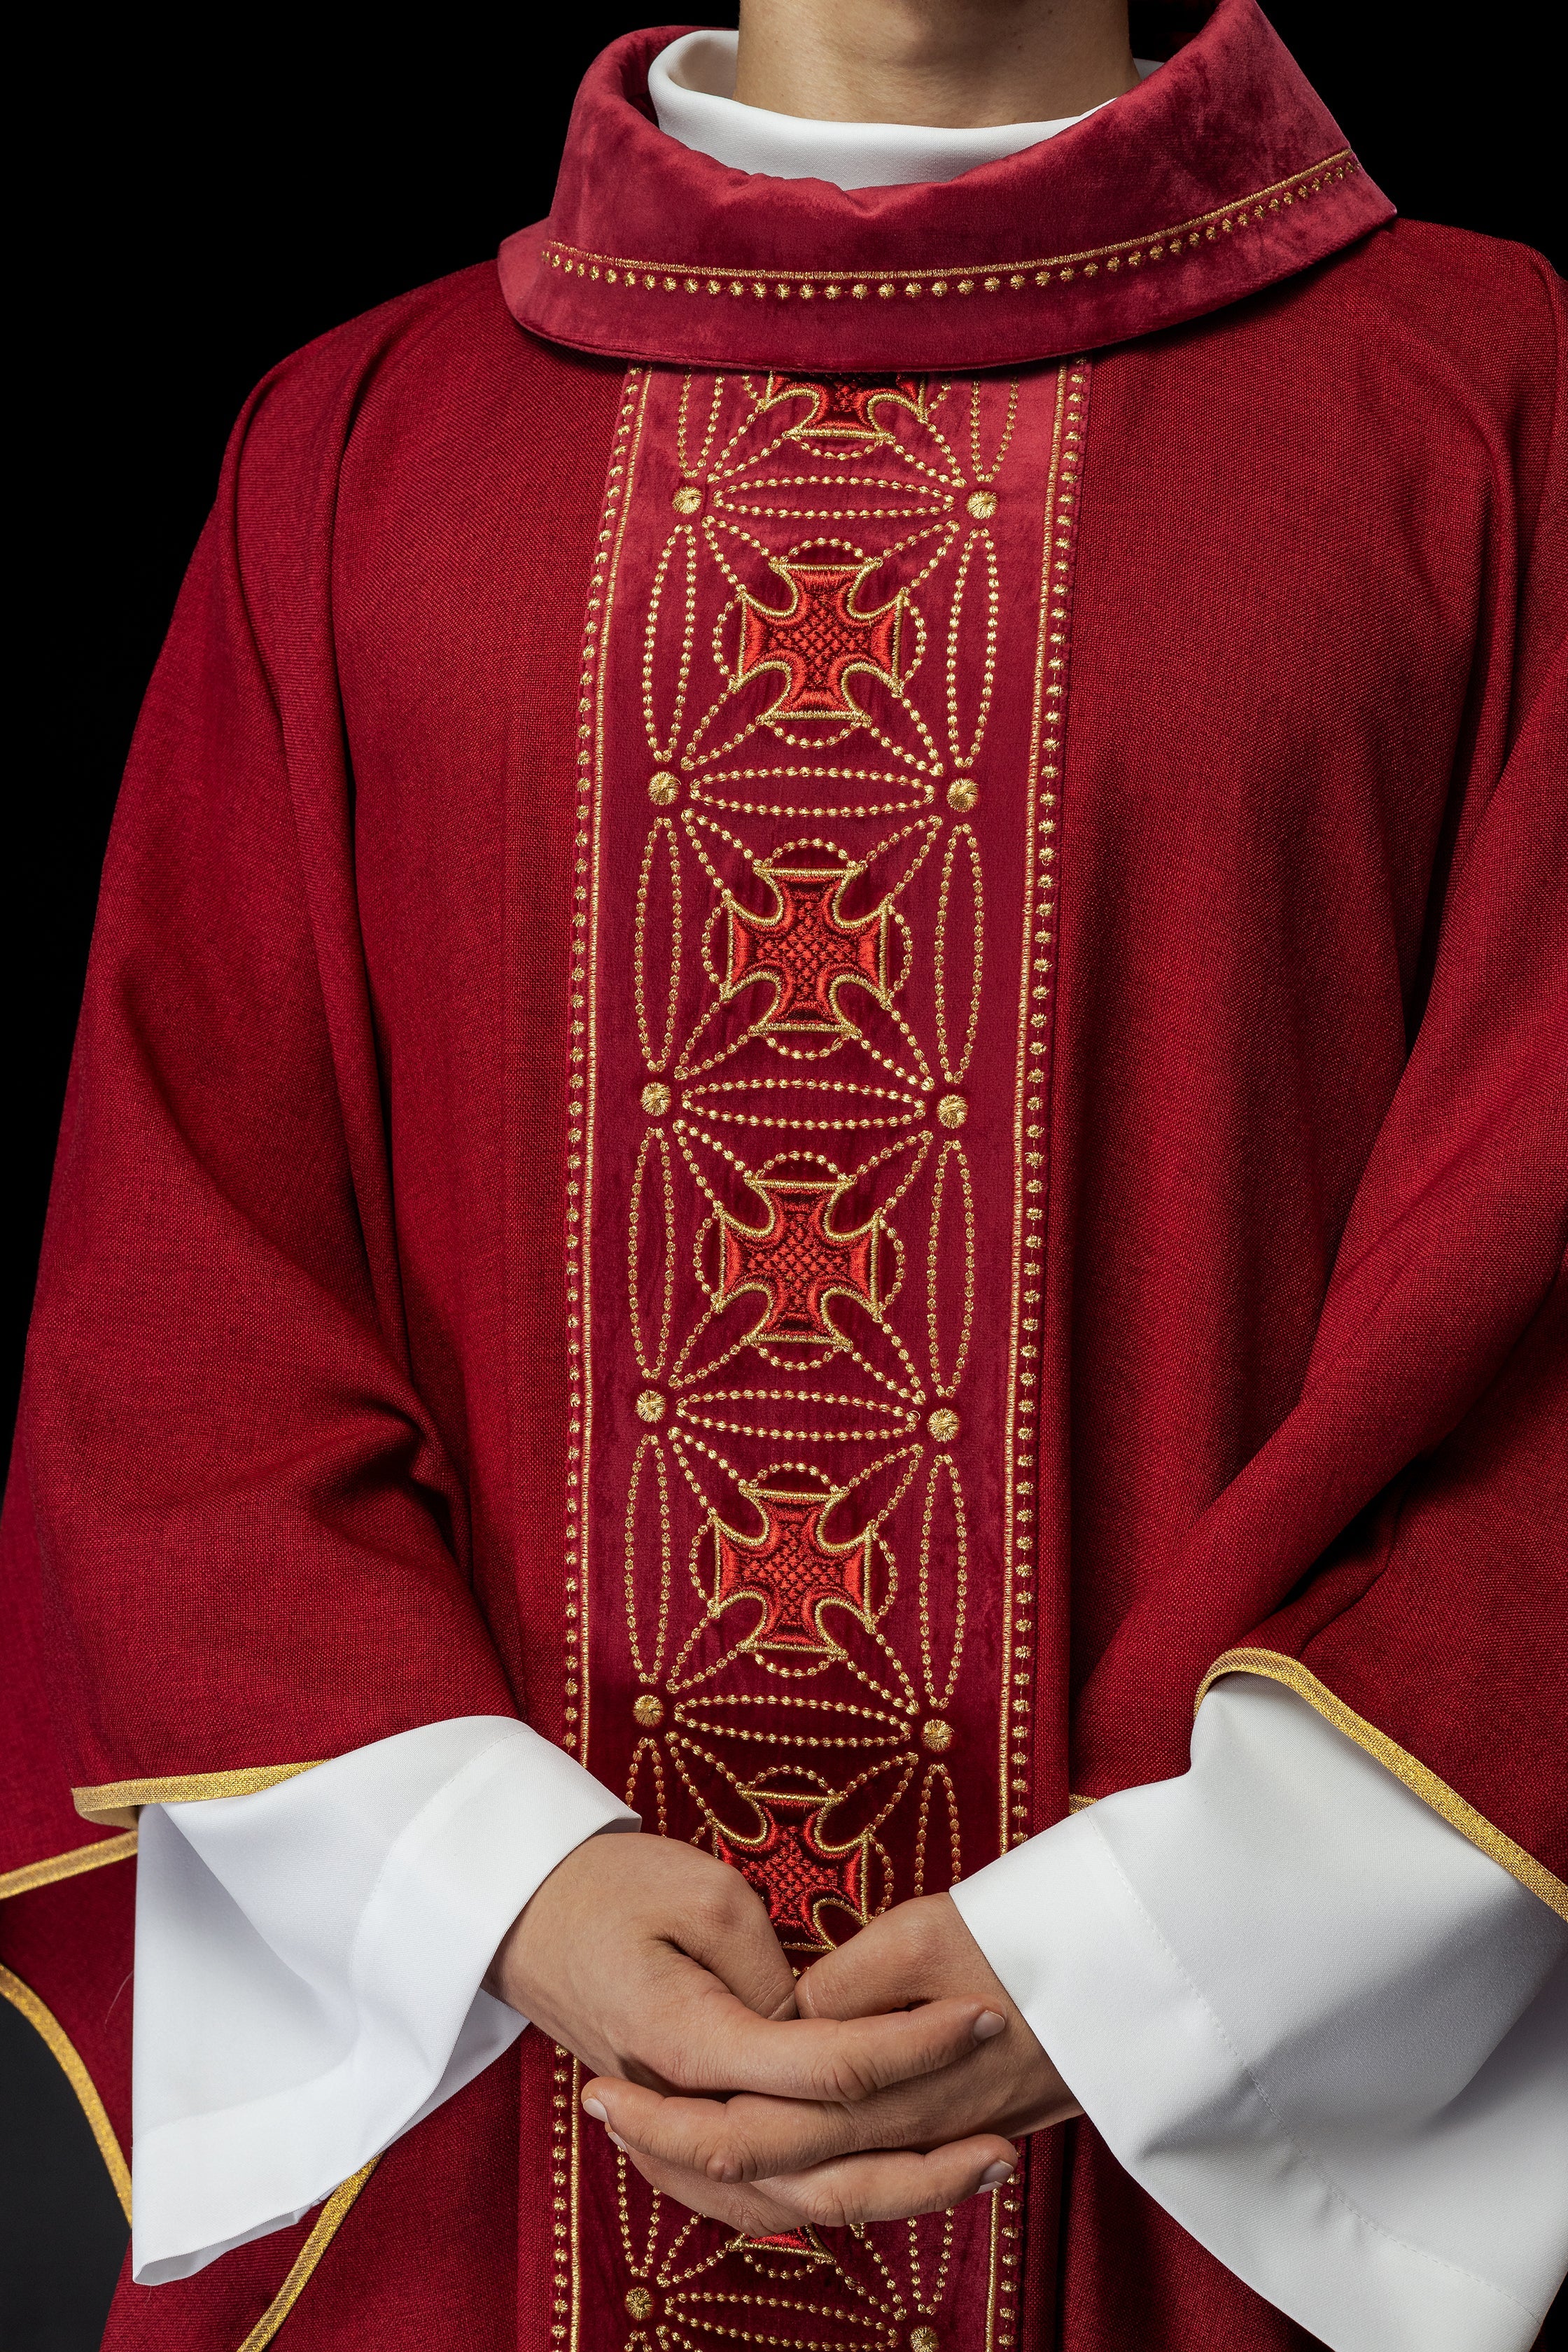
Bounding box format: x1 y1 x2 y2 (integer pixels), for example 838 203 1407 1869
966 489 998 520
928 1408 960 1443
648 772 680 806
912 2323 941 2347
636 1390 666 1424
626 2288 656 2321
936 1095 967 1130
641 1082 671 1116
633 1693 665 1728
671 484 702 514
946 778 979 812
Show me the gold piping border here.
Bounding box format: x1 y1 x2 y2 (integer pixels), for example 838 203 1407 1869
1198 1649 1568 1924
74 1760 321 1830
233 2158 379 2352
543 153 1357 303
0 1828 139 1900
0 1960 132 2221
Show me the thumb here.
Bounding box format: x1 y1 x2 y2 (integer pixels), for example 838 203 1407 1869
797 1897 966 2022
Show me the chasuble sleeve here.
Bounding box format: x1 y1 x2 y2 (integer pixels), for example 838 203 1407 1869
1071 250 1568 1896
955 1676 1568 2352
130 1718 636 2285
15 360 522 1807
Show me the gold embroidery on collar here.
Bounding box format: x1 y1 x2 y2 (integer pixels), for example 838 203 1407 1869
543 153 1357 304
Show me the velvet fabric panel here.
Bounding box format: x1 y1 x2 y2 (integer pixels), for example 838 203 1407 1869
506 4 1393 373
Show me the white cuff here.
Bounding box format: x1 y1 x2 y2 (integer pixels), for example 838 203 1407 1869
131 1715 636 2283
952 1677 1568 2352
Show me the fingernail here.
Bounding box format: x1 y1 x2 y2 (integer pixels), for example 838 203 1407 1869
582 2096 608 2122
609 2132 628 2152
972 2010 1006 2040
980 2162 1014 2188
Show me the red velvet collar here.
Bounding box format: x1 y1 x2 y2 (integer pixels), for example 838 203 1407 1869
501 0 1392 371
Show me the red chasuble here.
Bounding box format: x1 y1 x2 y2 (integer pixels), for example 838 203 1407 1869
3 4 1564 2347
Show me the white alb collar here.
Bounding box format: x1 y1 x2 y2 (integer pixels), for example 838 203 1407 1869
649 28 1160 192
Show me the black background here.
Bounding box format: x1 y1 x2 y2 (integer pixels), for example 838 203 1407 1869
2 8 1555 2346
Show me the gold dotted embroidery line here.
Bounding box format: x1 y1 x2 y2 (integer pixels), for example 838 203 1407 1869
1002 363 1086 1858
627 1126 676 1380
944 529 1000 774
919 1452 969 1715
632 816 684 1071
969 379 1020 484
914 1759 963 1896
925 1139 976 1399
551 2049 575 2345
907 2208 958 2317
933 822 985 1086
543 155 1357 302
623 1434 673 1686
676 369 726 481
640 528 697 762
626 1737 672 1831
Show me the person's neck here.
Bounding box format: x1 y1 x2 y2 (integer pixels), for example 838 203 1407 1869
732 0 1138 127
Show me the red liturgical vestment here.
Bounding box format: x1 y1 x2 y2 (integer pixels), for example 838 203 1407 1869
3 4 1564 2347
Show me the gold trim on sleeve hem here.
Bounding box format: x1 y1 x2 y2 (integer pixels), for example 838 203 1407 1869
0 1828 139 1900
1197 1647 1568 1924
233 2158 380 2352
72 1760 322 1830
0 1961 132 2221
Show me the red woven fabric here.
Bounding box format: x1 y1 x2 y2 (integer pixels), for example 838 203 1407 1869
3 4 1562 2344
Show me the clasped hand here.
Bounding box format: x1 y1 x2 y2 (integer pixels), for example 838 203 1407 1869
489 1832 1078 2235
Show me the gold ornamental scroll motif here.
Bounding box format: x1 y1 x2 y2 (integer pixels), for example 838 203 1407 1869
561 360 1084 2352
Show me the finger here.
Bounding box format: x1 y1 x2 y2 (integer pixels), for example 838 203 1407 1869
586 2081 861 2180
619 2137 1016 2236
592 1989 999 2108
760 2136 1018 2226
619 2144 811 2239
799 1895 1003 2022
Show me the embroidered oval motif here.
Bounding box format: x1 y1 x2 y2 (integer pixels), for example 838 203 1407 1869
918 1451 969 1714
945 530 1000 771
712 461 948 533
623 1434 673 1685
623 1733 669 1835
641 528 696 760
914 1759 962 1895
627 1127 676 1379
925 1139 976 1396
688 766 934 821
964 374 1021 482
634 818 683 1072
933 825 983 1086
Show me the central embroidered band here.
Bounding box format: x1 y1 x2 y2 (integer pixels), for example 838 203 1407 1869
558 358 1085 2352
